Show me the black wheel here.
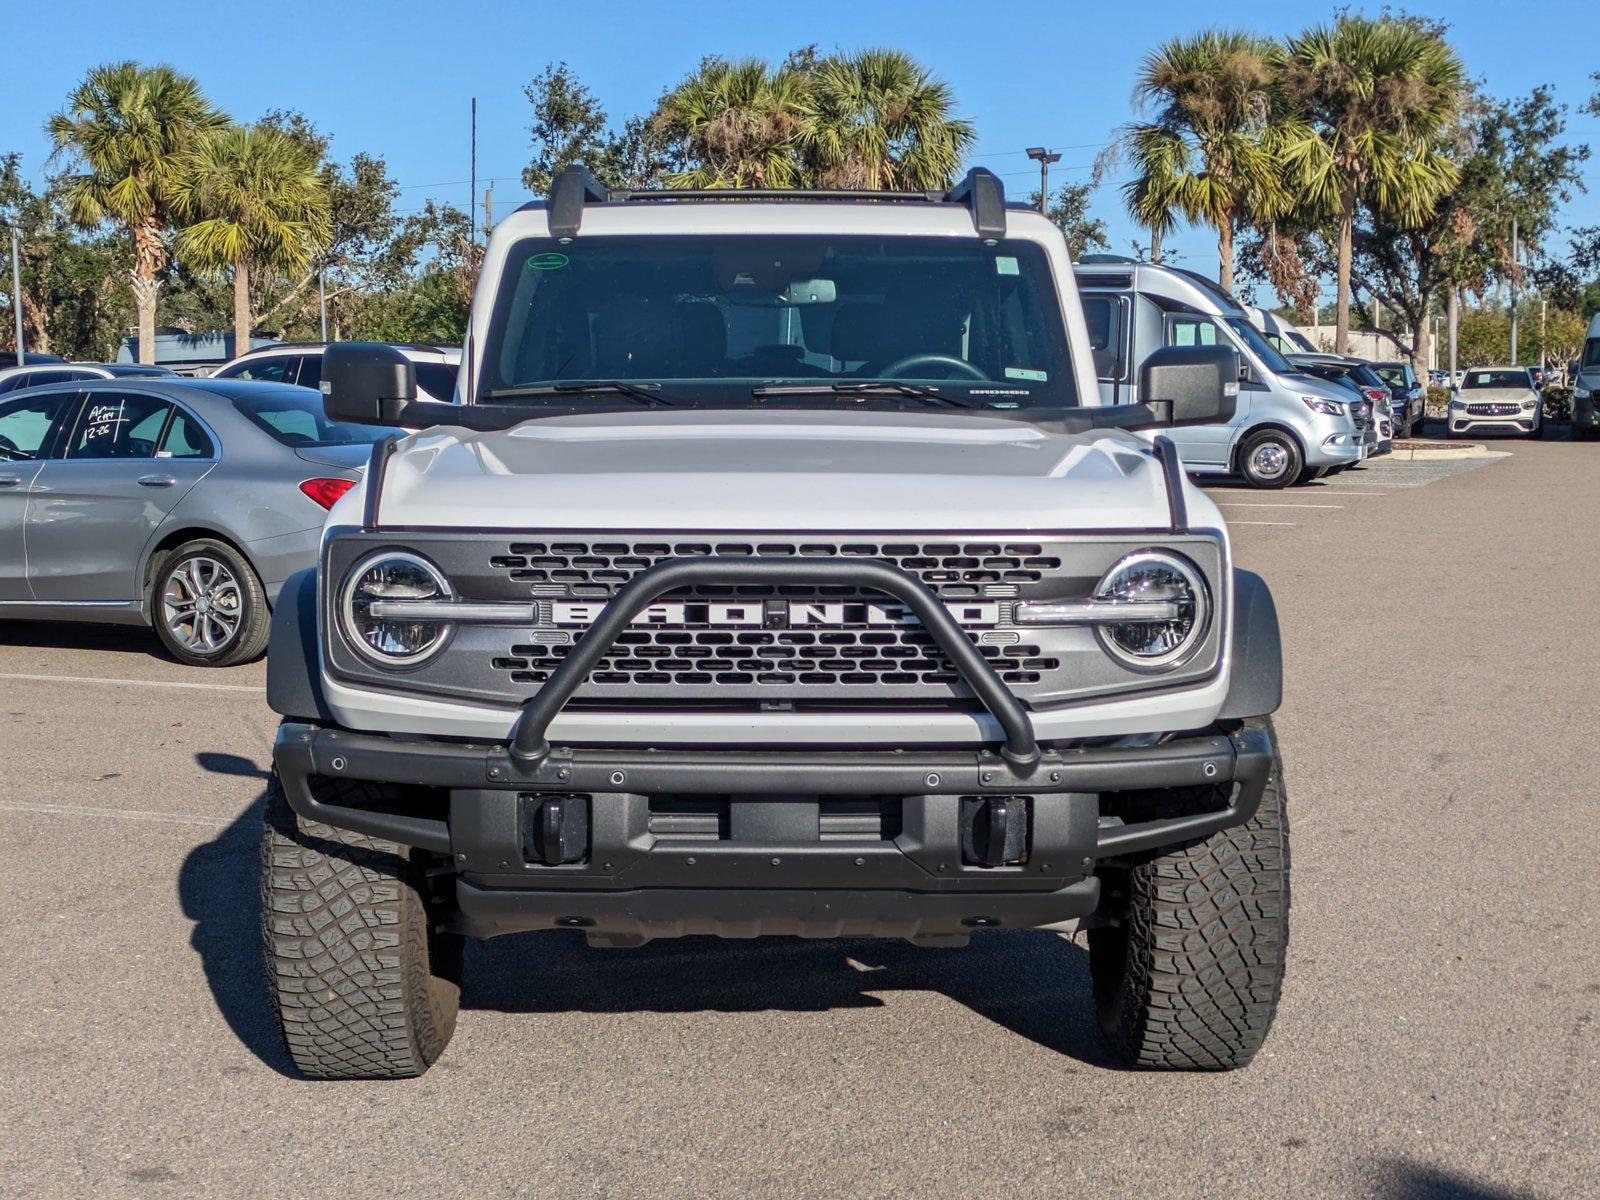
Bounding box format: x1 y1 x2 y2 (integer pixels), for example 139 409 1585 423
150 539 270 667
1089 716 1289 1070
1236 430 1302 489
261 773 463 1079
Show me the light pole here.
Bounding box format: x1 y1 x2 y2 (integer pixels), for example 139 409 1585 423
8 224 23 366
1508 216 1519 363
1026 147 1061 218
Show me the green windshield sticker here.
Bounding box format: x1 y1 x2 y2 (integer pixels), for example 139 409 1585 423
995 256 1020 276
528 252 570 271
1004 366 1048 382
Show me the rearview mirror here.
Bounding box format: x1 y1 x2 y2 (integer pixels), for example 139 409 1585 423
1139 345 1240 427
321 343 417 425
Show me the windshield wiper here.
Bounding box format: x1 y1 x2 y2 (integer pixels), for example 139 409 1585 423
483 381 682 407
751 381 984 408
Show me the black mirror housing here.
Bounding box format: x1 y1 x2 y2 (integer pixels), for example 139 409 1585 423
322 343 417 426
1139 344 1240 427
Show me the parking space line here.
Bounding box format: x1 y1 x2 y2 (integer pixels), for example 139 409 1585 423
0 671 263 693
1229 521 1299 526
0 801 236 827
1218 502 1344 509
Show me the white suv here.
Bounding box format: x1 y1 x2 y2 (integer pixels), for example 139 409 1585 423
259 167 1289 1080
211 342 460 402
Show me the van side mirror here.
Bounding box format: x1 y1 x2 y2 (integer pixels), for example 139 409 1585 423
1139 344 1240 427
321 343 416 425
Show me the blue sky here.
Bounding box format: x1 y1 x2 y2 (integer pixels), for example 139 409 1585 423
4 0 1597 304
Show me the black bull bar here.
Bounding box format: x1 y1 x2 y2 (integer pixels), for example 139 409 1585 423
506 555 1044 771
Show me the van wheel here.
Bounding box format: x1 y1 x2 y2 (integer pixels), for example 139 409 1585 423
150 539 270 667
1236 430 1302 489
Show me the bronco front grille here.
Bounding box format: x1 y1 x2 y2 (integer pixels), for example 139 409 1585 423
493 626 1058 689
489 538 1063 601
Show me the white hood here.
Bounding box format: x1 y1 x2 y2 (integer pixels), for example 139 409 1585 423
351 408 1218 534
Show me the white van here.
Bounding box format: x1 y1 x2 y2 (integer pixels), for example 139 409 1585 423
1076 258 1363 488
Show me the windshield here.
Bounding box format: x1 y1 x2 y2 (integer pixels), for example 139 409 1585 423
479 234 1076 409
1373 364 1411 388
1463 369 1530 390
231 386 398 446
1223 317 1295 376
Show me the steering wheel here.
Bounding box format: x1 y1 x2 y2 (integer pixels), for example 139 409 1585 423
877 353 988 382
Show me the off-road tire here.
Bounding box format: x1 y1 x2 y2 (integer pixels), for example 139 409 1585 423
150 538 271 667
1089 716 1289 1070
1236 429 1303 489
261 774 462 1079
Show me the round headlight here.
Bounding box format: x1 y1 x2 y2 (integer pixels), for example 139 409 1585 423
1094 550 1210 670
339 551 453 667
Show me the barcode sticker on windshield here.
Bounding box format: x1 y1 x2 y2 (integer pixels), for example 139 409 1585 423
995 256 1019 276
1004 367 1047 382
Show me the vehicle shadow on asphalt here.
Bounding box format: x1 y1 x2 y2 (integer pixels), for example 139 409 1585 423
177 776 298 1078
0 620 170 662
1364 1159 1539 1200
464 927 1119 1066
180 763 1115 1074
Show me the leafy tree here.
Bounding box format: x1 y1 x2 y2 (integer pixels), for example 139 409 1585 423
254 110 408 337
1350 86 1586 376
170 123 330 354
1279 15 1467 353
1116 30 1287 290
0 154 135 359
45 62 226 361
1028 181 1109 259
521 62 616 193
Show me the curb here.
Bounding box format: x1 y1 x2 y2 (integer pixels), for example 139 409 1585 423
1387 440 1503 460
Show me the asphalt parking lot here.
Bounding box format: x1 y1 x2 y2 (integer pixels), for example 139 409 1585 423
1 438 1595 1200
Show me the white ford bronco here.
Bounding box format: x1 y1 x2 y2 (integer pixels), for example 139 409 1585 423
262 166 1289 1078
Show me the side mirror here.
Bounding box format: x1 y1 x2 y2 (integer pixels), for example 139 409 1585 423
1139 344 1240 427
321 343 416 425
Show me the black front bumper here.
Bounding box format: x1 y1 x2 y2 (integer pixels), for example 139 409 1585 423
273 722 1274 944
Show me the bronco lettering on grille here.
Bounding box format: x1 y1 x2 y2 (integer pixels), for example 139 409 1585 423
548 600 1003 628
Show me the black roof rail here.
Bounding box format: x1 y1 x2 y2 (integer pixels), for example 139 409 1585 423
945 167 1006 242
548 165 610 241
540 163 1010 242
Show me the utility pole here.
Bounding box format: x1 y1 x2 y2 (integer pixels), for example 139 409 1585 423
1026 147 1061 218
469 98 478 245
8 225 23 366
1540 295 1547 371
318 268 328 342
1508 216 1519 363
484 187 494 242
1447 286 1459 386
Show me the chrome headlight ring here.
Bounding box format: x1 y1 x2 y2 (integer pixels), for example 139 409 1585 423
338 549 455 668
1090 550 1212 672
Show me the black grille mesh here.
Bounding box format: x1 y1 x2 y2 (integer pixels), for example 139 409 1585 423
489 539 1062 600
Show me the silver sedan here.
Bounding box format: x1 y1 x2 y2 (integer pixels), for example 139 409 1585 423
0 378 393 666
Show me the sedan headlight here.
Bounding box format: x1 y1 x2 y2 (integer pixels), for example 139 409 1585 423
1520 399 1537 411
1300 395 1346 417
1016 550 1210 671
339 551 454 666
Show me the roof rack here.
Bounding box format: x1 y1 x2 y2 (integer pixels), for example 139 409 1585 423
544 164 1010 243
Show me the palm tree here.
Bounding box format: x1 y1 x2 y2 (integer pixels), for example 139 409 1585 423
171 124 330 355
1280 16 1466 353
652 59 813 188
1118 31 1286 291
805 49 974 190
46 62 225 363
